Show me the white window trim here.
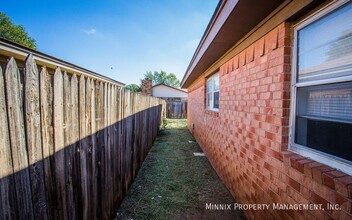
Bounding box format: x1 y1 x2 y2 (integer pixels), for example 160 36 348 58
206 73 219 112
289 0 352 176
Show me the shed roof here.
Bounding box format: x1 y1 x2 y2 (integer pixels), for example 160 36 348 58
152 83 188 94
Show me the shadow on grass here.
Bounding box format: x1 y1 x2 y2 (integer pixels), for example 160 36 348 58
115 119 246 220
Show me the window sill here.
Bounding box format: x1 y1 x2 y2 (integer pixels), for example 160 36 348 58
205 108 219 117
206 107 219 112
289 143 352 176
282 150 352 199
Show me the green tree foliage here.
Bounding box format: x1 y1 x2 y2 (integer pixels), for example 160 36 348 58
0 12 37 49
144 70 180 87
124 83 141 92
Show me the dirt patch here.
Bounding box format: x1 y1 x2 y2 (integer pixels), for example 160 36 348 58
115 119 246 220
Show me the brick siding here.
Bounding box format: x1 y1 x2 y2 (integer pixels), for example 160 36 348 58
187 22 352 219
141 79 152 95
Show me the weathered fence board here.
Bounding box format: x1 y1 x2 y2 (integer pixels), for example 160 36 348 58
84 77 94 219
115 87 123 205
0 66 17 220
0 54 165 220
24 55 48 220
63 72 80 220
5 58 34 220
79 75 89 220
111 85 118 207
70 74 81 219
95 81 103 219
53 68 68 220
40 66 55 219
86 78 97 219
119 88 126 198
103 83 112 220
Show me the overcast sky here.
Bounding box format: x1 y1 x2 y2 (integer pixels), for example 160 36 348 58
1 0 218 85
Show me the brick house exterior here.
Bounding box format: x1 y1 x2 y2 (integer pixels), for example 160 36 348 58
181 0 352 219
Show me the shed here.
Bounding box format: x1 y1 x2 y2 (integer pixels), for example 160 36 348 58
152 83 187 101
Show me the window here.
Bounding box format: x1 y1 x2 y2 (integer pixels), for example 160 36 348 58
206 73 219 111
290 0 352 175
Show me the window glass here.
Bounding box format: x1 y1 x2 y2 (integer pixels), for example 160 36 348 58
295 82 352 160
297 82 352 121
207 93 212 108
214 91 219 109
295 117 352 161
207 79 213 93
297 2 352 82
206 73 219 110
214 75 219 91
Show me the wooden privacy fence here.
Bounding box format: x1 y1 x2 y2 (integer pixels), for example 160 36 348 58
166 101 187 119
0 45 165 219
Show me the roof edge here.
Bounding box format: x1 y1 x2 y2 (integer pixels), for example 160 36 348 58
152 83 188 93
0 37 125 86
181 0 238 88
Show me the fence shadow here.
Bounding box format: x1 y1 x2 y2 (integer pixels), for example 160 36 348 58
0 105 163 220
0 52 166 220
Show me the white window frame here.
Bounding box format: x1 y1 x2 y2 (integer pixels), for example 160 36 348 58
289 0 352 175
206 73 219 111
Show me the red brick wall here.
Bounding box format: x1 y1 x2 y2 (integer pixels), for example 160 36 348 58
187 22 352 219
141 79 152 95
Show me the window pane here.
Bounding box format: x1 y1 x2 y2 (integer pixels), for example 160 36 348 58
295 117 352 161
214 74 219 91
214 91 219 109
297 2 352 82
207 78 213 92
207 93 213 108
297 82 352 121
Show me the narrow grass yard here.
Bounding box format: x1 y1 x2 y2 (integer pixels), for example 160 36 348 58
115 119 246 220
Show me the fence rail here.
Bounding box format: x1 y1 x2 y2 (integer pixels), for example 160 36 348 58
0 43 165 220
